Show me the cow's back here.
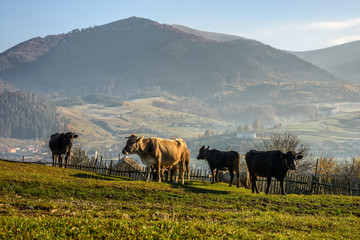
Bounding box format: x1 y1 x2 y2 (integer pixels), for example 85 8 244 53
149 137 185 167
207 150 239 169
246 150 284 177
49 134 67 155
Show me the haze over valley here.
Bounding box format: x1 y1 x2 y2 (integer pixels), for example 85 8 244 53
1 17 360 162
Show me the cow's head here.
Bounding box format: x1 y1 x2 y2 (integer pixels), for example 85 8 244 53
122 134 141 155
282 151 303 170
61 132 78 143
197 146 209 160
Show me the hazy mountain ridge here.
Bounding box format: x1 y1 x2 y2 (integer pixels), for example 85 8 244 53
172 24 245 42
292 40 360 84
0 35 65 71
0 17 345 103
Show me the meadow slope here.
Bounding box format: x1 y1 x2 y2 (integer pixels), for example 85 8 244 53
0 160 359 239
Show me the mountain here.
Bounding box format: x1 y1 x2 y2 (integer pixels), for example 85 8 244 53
292 41 360 84
172 24 245 42
0 17 348 104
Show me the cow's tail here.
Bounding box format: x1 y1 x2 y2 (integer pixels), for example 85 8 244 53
235 151 241 170
235 151 241 187
245 150 255 189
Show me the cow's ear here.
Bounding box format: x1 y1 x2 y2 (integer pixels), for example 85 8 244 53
206 146 210 150
286 151 294 158
280 152 286 159
296 155 303 160
73 134 78 138
200 146 205 150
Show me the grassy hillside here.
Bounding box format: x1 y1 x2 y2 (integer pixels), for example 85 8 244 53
0 160 359 239
58 97 232 150
264 110 360 157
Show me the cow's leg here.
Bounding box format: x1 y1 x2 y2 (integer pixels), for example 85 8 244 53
216 169 220 183
179 160 185 185
249 173 255 193
250 173 259 194
146 167 151 182
156 160 161 183
265 177 272 194
229 171 234 187
211 169 216 184
171 168 179 183
280 179 286 195
52 153 55 166
169 169 172 182
64 152 69 168
186 162 190 180
164 169 169 182
236 170 240 188
254 177 260 194
58 155 63 167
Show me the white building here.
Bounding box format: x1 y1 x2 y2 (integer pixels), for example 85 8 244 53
237 132 256 139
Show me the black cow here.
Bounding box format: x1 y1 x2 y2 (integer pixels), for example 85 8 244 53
245 150 303 195
197 146 241 187
49 132 78 168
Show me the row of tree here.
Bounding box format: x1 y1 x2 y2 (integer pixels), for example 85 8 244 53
0 91 60 139
254 132 360 183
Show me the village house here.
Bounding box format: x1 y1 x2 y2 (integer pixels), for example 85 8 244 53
237 132 256 139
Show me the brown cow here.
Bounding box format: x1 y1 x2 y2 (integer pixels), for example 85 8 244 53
163 148 190 182
182 148 190 180
122 134 188 184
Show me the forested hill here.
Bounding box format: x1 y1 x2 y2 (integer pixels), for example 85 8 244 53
292 40 360 84
0 17 343 102
0 91 60 139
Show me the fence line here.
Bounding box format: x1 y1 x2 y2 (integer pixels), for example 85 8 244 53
1 158 359 196
66 159 359 196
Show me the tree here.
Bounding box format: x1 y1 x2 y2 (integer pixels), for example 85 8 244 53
204 129 213 137
315 154 336 180
69 146 89 166
336 157 360 183
253 118 260 130
253 132 312 174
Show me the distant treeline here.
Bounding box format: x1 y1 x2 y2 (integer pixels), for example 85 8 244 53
0 91 59 139
55 94 123 107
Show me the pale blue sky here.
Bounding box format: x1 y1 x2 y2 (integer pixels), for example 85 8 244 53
1 0 360 52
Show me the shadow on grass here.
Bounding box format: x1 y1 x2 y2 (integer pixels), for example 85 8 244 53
166 181 231 195
71 173 133 181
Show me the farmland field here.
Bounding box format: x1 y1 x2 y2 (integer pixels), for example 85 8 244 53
57 99 360 158
0 160 359 239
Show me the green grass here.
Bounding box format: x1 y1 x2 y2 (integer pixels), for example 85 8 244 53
0 160 359 239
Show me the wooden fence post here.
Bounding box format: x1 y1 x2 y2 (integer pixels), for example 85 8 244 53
285 172 291 194
310 158 319 195
109 160 113 176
